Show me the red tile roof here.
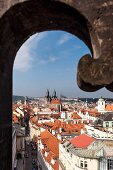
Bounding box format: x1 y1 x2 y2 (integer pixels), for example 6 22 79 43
43 151 59 170
30 116 38 124
72 112 81 119
40 130 59 156
40 130 59 170
105 104 113 111
51 99 61 104
69 134 95 148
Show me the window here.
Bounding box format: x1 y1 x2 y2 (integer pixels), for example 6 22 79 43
79 160 88 169
112 122 113 127
84 161 87 168
80 161 83 168
107 159 113 170
67 149 69 152
106 122 109 127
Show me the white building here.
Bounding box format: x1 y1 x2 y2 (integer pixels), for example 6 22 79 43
59 134 113 170
16 126 25 158
85 124 113 139
12 126 17 170
77 110 98 122
12 124 25 170
16 107 24 117
60 112 67 119
29 121 41 140
98 97 106 113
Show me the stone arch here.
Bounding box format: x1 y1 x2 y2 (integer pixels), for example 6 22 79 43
0 0 101 91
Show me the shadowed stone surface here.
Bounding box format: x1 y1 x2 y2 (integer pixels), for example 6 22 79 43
0 0 113 169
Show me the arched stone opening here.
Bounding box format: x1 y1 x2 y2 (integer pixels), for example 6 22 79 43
0 0 113 169
0 0 101 91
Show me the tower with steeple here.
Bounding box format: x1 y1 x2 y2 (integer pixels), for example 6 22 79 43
24 96 28 107
52 89 57 99
85 99 88 108
45 89 51 103
97 96 105 113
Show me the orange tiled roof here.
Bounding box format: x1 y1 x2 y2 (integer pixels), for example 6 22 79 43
43 150 59 170
81 110 100 117
43 121 54 127
30 116 38 124
40 130 59 156
72 112 81 119
39 120 84 134
51 99 61 104
105 104 113 111
70 134 95 148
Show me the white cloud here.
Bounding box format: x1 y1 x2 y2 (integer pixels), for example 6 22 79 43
37 56 58 65
48 56 57 62
58 33 72 45
14 32 48 72
73 45 82 50
14 43 33 72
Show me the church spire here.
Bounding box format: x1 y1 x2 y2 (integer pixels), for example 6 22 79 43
52 89 57 99
45 89 51 102
45 89 50 98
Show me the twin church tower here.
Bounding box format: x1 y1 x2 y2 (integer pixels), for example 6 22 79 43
45 89 58 103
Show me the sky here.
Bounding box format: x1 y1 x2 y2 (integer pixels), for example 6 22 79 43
13 31 113 98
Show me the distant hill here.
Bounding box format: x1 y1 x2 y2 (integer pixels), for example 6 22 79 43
60 94 67 98
13 95 25 103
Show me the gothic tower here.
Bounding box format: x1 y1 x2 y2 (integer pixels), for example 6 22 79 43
52 89 57 99
45 89 51 102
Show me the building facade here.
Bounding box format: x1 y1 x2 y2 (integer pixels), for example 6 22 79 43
59 134 113 170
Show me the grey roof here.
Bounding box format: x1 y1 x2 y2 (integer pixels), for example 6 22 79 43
62 139 113 159
104 113 113 121
98 112 113 121
63 141 70 147
12 123 25 136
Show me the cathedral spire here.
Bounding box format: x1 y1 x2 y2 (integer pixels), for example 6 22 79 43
45 89 51 102
52 89 57 99
45 89 50 98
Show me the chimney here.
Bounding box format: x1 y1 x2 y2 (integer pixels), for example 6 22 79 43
45 149 49 157
57 133 61 140
51 156 57 165
59 128 62 133
52 130 56 135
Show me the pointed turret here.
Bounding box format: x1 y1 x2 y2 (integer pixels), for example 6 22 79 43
45 89 50 98
45 89 51 102
52 89 57 99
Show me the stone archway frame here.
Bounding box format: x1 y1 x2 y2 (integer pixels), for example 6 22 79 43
0 0 105 93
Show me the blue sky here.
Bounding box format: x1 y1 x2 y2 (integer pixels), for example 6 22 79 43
13 31 113 98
